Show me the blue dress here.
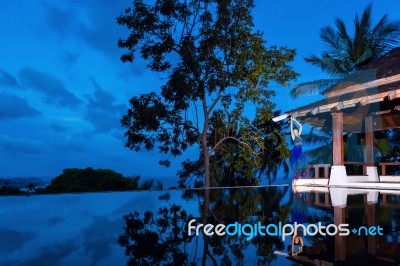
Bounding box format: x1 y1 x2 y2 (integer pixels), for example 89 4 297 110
291 136 304 178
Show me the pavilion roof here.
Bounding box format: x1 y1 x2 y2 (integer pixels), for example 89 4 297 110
280 47 400 133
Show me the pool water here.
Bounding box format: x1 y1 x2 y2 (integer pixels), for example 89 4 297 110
0 186 399 265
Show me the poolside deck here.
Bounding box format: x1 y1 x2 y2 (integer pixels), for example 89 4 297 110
293 165 400 190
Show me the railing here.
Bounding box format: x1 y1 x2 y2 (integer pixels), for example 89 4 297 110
381 193 400 207
303 162 400 178
343 162 376 175
380 162 400 175
305 164 331 178
305 162 373 178
305 191 330 207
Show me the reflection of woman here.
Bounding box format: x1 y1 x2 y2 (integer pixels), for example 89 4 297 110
291 192 307 224
290 116 303 179
290 233 304 256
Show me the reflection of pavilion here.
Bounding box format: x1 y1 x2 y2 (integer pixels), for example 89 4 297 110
295 186 400 263
274 48 400 187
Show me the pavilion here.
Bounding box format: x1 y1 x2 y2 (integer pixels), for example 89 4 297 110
276 47 400 182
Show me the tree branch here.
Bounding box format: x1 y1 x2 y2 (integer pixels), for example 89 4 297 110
207 89 222 116
201 96 208 135
192 100 200 132
211 134 263 158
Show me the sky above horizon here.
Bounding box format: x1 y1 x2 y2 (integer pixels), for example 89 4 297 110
1 0 399 179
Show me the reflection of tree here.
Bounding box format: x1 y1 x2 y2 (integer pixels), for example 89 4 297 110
119 204 195 265
119 187 290 265
198 187 291 264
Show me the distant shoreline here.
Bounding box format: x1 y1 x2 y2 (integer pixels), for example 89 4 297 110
0 176 179 188
0 177 50 189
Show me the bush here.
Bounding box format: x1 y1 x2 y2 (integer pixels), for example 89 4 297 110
45 167 140 193
0 185 23 195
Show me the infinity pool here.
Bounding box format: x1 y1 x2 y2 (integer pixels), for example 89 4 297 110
0 186 399 265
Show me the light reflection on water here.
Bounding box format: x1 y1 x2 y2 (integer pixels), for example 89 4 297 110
0 186 399 265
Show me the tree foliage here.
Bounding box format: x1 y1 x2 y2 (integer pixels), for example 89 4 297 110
0 184 23 195
290 3 400 97
117 0 297 187
177 108 291 187
45 167 143 193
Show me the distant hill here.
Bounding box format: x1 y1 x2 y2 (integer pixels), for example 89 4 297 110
0 177 49 189
0 169 180 195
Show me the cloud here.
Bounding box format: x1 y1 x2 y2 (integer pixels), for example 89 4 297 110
18 240 78 266
52 140 84 153
50 123 67 133
0 69 19 88
46 216 64 227
18 67 82 108
0 230 36 253
81 216 121 265
111 196 159 217
61 52 80 68
85 79 126 133
0 135 43 155
44 4 76 36
41 1 144 78
0 93 41 119
42 1 127 59
77 0 128 58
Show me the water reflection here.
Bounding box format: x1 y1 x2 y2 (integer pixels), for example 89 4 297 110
120 186 400 265
0 186 399 265
294 186 400 265
119 186 291 265
119 204 195 265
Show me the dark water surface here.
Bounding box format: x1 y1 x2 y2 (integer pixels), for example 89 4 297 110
0 186 399 265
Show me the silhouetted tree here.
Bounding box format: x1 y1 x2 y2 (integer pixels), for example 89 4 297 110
117 0 297 187
45 167 145 193
26 183 36 193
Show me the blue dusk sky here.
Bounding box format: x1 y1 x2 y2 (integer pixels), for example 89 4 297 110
1 0 399 179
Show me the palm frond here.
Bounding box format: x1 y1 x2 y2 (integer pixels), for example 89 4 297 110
302 127 332 145
304 144 333 165
305 3 400 77
290 78 340 98
370 15 400 55
356 3 372 39
320 26 341 54
353 48 373 65
296 4 400 166
334 19 352 58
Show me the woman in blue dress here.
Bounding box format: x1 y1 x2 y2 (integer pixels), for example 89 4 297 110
290 116 304 179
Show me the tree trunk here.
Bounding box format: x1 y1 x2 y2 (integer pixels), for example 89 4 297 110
201 189 210 266
201 132 211 188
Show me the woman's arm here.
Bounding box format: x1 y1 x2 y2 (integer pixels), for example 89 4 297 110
299 237 304 252
290 117 295 141
294 118 303 136
291 236 295 254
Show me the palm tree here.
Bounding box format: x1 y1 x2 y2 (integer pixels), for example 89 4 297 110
289 4 400 167
290 3 400 97
26 183 36 193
